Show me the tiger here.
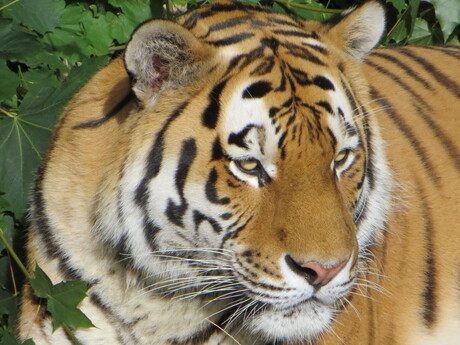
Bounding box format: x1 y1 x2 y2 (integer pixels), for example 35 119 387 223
18 0 460 344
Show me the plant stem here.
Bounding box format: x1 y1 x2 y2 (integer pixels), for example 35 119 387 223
0 0 20 12
275 0 342 14
63 324 84 345
0 225 32 280
0 107 17 118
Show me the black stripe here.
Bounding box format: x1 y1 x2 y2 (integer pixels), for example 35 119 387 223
339 78 358 113
89 292 144 344
269 106 281 118
228 46 265 75
267 17 301 27
135 101 189 206
33 164 61 258
272 29 318 39
228 125 256 149
58 258 83 281
302 42 329 55
327 128 337 150
144 217 161 252
175 139 197 197
182 10 215 30
73 92 133 129
205 32 254 46
250 56 275 76
193 210 222 233
360 106 375 190
344 121 357 136
202 80 228 129
210 1 274 14
206 15 251 35
369 88 440 187
365 60 432 111
261 37 280 54
413 45 460 59
221 216 252 244
166 139 197 227
313 75 335 91
32 160 87 281
368 51 433 90
242 81 272 98
275 70 286 92
396 47 460 99
220 212 232 220
415 179 437 328
281 42 325 65
182 1 273 30
288 64 309 85
278 131 287 148
211 136 224 161
413 103 460 174
316 101 333 114
205 168 230 205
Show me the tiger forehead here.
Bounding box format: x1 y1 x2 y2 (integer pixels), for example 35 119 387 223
180 1 302 32
178 1 321 50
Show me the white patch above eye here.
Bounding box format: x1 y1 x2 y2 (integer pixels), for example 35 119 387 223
221 82 280 184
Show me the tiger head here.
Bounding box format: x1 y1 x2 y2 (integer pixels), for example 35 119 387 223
96 0 391 342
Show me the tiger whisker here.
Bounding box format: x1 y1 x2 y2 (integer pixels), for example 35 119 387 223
203 297 248 322
139 273 235 293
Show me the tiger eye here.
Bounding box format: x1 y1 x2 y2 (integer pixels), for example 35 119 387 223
334 150 349 166
238 159 259 171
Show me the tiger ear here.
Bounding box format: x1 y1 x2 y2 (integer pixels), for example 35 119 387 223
124 20 211 104
322 1 385 60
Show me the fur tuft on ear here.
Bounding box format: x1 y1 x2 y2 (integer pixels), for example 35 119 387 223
323 1 385 60
124 20 211 104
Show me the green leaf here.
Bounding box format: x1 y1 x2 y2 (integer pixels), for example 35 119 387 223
0 287 18 328
408 0 421 37
408 17 433 45
0 256 10 289
0 56 108 217
387 0 406 13
30 266 94 331
0 288 16 315
109 0 153 26
1 0 64 35
0 60 19 101
0 328 35 345
29 266 53 298
79 12 116 56
0 19 42 61
0 215 15 252
48 280 94 331
0 194 9 211
427 0 460 41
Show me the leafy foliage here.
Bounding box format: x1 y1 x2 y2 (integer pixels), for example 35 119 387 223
30 267 93 331
0 0 458 344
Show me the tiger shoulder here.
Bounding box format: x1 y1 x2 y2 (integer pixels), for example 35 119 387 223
18 1 460 344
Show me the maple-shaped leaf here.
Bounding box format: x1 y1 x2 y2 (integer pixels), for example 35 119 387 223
29 266 94 331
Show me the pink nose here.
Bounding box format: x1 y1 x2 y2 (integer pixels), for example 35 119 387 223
300 260 347 287
285 255 348 287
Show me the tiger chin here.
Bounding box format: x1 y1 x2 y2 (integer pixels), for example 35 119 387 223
18 0 460 345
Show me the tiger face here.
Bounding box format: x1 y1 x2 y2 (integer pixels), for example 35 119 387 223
93 0 391 342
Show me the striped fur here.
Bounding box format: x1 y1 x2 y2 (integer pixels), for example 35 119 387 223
19 1 459 344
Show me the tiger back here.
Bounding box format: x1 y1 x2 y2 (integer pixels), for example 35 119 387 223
18 1 460 344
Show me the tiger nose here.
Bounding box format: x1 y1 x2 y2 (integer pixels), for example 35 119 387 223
285 255 348 288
